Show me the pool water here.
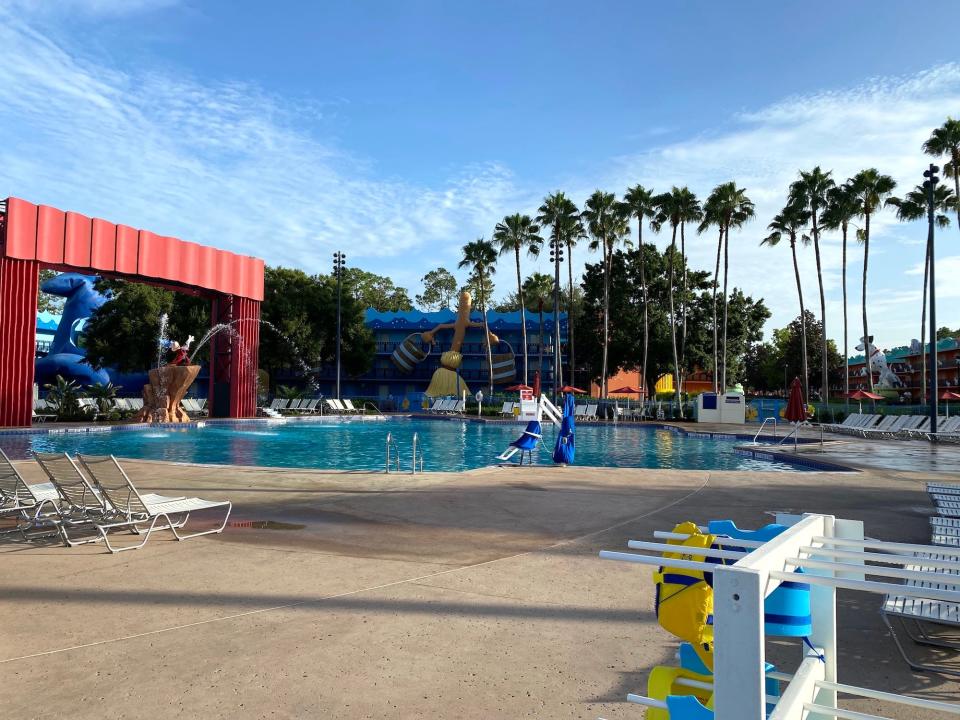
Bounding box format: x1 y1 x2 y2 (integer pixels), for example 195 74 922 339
2 418 807 472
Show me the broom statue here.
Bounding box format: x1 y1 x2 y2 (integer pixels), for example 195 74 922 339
421 290 499 398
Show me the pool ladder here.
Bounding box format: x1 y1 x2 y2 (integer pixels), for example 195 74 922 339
385 432 425 473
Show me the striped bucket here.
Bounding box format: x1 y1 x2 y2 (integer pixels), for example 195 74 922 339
391 333 429 374
490 342 516 384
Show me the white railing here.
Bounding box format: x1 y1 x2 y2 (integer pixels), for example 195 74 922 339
411 432 424 474
752 416 777 444
384 432 400 473
599 513 960 719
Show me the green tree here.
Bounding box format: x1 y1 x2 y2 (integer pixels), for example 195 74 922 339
937 327 960 340
582 190 629 397
37 269 64 313
260 266 374 386
621 184 658 396
887 183 955 400
922 117 960 229
85 280 210 373
459 238 498 394
538 192 583 387
415 268 458 311
790 166 835 403
574 244 768 405
822 181 858 402
744 313 840 395
761 201 812 401
493 213 543 384
340 268 412 312
849 168 897 393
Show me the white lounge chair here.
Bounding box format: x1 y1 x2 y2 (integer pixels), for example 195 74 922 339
324 398 342 414
77 454 231 554
931 516 960 548
32 399 56 423
573 404 587 419
852 414 901 438
881 550 960 675
0 449 59 520
583 404 599 420
822 413 866 432
451 399 465 414
33 452 189 548
343 399 358 414
500 401 516 418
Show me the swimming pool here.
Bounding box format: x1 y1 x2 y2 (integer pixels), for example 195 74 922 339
0 417 810 472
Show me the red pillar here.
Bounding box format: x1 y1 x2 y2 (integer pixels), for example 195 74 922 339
208 294 260 418
0 256 40 427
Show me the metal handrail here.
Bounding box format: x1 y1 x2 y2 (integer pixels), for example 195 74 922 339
752 416 777 444
411 432 425 474
362 401 385 417
385 432 400 473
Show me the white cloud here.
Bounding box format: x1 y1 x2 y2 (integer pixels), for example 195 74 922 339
0 8 529 280
0 4 957 347
599 64 960 345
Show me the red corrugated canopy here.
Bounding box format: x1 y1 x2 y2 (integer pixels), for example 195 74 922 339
2 197 264 301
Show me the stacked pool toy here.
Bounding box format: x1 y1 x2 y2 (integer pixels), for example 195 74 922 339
644 520 812 719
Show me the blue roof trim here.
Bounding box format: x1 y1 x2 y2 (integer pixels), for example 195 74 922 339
365 308 568 332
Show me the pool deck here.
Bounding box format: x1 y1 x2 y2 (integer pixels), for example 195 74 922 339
3 453 960 718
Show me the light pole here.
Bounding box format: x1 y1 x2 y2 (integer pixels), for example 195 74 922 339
333 251 346 400
549 235 564 404
924 164 939 433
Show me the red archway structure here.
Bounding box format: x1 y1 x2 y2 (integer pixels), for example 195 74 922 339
0 197 264 427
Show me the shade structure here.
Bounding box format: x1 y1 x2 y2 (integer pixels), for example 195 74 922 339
560 385 587 394
784 377 807 423
847 389 884 401
609 385 643 394
505 384 533 392
940 391 960 401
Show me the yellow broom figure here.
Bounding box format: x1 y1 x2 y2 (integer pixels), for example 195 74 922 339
422 290 499 398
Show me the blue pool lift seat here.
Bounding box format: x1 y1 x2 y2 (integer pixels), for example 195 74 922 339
497 420 542 464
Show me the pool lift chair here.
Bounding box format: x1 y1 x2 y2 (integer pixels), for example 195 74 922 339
496 420 542 464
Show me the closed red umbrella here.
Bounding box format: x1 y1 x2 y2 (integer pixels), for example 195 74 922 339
532 370 541 399
784 377 807 423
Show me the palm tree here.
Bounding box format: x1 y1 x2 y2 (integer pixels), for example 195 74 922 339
653 188 693 414
698 190 725 393
621 184 657 398
790 167 835 403
493 213 543 385
537 192 582 388
923 117 960 229
887 184 955 401
761 201 813 401
459 238 498 394
848 169 897 393
822 182 858 404
673 188 702 369
699 182 754 392
582 190 629 397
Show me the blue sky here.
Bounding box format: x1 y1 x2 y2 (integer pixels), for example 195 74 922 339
1 0 959 348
